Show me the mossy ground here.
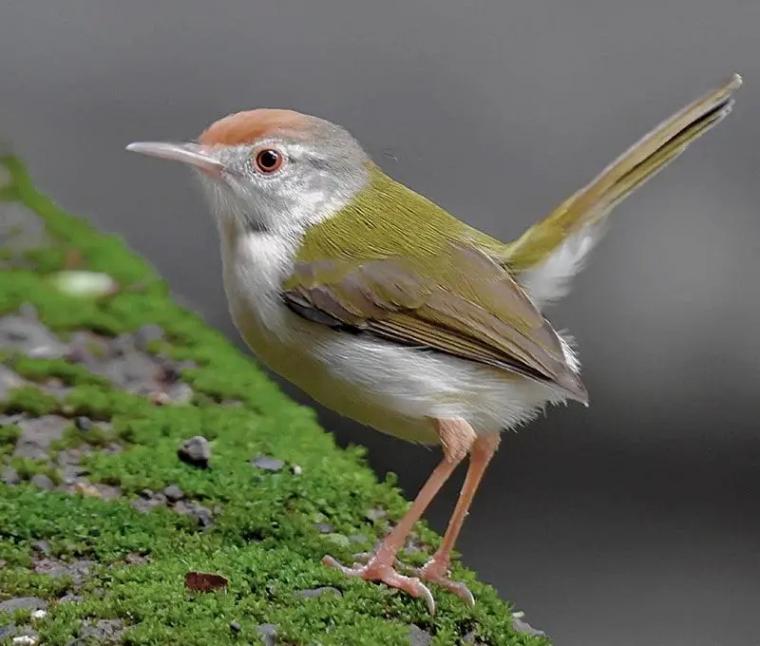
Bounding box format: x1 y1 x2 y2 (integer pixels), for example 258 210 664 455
0 156 548 645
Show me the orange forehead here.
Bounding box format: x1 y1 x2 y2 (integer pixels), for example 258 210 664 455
198 109 312 146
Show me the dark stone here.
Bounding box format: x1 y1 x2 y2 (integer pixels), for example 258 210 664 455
250 455 284 472
255 623 278 646
163 484 184 502
178 436 210 468
30 474 54 490
0 597 47 613
229 621 241 634
295 586 342 599
408 624 433 646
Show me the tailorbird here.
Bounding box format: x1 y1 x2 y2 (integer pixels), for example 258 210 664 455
127 74 741 613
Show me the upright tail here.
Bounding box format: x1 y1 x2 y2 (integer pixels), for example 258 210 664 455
502 74 742 308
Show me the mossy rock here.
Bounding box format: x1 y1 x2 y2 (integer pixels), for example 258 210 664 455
0 156 548 645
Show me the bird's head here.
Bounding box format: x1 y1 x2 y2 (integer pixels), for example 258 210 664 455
127 109 369 237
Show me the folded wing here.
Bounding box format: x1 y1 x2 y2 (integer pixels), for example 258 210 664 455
282 241 587 402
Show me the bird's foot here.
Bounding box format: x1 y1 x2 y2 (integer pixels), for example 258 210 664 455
415 555 475 607
322 554 435 614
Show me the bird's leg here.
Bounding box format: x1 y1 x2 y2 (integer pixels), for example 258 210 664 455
323 418 473 613
415 431 500 606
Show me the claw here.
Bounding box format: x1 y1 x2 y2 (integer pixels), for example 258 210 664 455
323 554 436 614
416 558 475 607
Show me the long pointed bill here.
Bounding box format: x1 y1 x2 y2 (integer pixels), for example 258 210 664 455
125 141 225 177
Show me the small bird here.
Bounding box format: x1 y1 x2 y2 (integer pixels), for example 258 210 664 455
127 74 741 613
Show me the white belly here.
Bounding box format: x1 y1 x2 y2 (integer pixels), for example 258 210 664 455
222 232 570 445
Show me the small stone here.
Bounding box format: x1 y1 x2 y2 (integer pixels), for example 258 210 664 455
14 416 68 460
77 619 125 643
1 466 21 485
58 594 83 604
178 436 210 468
134 324 164 349
30 474 54 490
229 621 241 634
0 364 26 401
31 540 50 555
0 315 65 359
174 500 213 528
295 586 342 599
125 552 150 565
408 624 433 646
50 270 117 299
12 635 38 646
512 615 545 637
74 416 93 432
256 623 277 646
30 610 46 621
313 522 334 534
163 484 184 502
365 507 387 522
0 598 47 613
33 558 93 585
251 455 284 472
291 464 302 476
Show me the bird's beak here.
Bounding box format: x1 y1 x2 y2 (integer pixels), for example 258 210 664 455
125 141 226 178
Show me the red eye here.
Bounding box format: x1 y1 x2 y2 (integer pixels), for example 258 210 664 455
253 148 284 174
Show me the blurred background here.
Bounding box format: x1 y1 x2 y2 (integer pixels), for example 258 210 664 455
1 2 758 644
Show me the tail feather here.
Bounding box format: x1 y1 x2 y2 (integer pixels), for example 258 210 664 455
503 74 742 307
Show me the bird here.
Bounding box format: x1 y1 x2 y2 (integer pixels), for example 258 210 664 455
127 73 741 614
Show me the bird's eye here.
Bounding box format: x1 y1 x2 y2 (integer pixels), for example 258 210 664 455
253 148 284 174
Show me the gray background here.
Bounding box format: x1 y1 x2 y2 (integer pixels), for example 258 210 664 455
1 2 759 644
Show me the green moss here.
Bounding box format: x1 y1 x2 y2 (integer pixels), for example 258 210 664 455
1 386 58 416
0 156 547 645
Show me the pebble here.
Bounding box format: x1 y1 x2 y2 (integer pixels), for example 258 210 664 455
229 621 241 634
30 610 46 621
0 314 66 359
255 623 278 646
251 455 284 472
134 324 165 349
0 364 26 401
30 474 54 490
163 484 184 502
365 507 388 522
313 522 334 534
174 499 214 528
295 586 342 599
12 635 38 646
512 615 545 637
0 598 47 613
14 416 69 460
408 624 433 646
178 436 210 468
1 466 21 485
77 619 125 642
74 416 93 432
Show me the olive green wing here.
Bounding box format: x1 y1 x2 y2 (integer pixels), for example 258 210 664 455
501 74 742 306
282 241 587 402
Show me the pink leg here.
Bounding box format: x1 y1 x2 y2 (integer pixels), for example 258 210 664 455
416 432 501 606
324 418 472 614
